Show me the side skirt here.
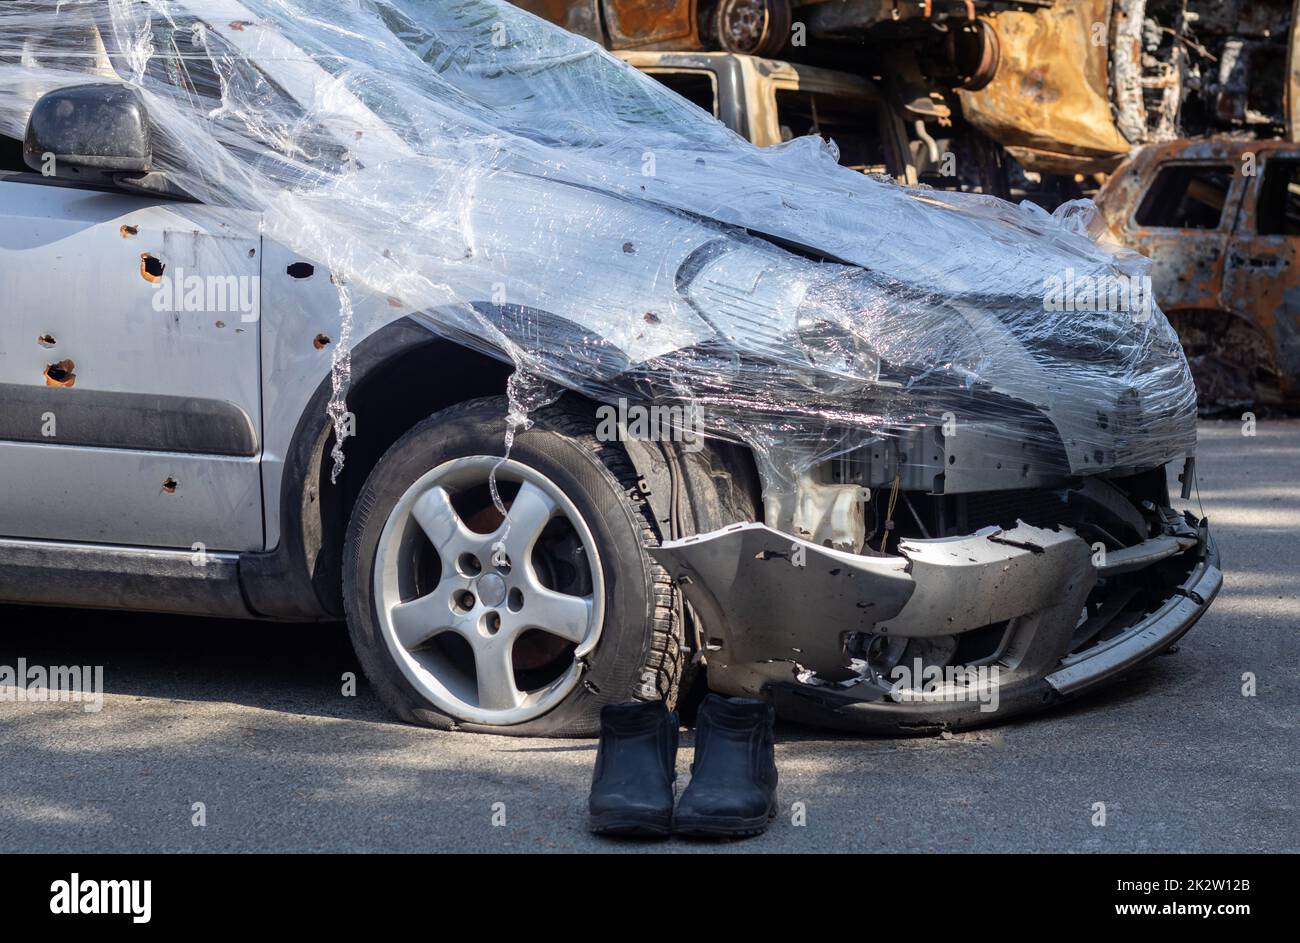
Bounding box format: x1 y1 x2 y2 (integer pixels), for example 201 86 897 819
0 537 255 619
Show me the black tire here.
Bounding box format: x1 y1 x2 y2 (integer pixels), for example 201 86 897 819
342 396 681 736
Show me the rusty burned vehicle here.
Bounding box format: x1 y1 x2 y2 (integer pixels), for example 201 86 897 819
958 0 1299 175
1096 137 1300 413
520 0 1300 191
0 0 1219 735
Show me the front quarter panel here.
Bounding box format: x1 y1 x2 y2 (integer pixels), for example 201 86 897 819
257 177 726 549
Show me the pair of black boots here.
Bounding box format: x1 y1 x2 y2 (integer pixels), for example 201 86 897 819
588 694 778 838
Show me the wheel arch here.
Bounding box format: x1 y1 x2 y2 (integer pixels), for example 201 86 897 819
240 317 515 619
1164 306 1281 373
239 315 765 620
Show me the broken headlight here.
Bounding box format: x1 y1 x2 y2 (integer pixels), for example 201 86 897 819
795 305 882 389
676 239 881 390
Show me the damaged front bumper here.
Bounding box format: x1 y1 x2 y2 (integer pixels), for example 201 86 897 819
650 509 1221 733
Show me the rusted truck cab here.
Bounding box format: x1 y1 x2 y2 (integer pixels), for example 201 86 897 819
1097 138 1300 410
615 50 917 183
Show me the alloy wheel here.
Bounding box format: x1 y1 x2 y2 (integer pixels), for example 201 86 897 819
373 456 606 726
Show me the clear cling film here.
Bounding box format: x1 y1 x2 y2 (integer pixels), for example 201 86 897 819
0 0 1198 514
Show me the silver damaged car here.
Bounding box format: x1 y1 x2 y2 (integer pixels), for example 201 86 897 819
0 0 1220 734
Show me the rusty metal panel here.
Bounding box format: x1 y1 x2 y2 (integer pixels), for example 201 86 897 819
958 1 1131 173
603 0 702 50
510 1 605 42
1098 138 1300 408
1223 144 1300 399
1289 0 1300 140
1100 139 1245 312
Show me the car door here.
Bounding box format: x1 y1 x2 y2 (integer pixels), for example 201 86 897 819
1121 154 1246 313
0 153 265 551
1222 148 1300 398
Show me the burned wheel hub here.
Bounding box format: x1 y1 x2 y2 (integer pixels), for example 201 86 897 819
715 0 793 57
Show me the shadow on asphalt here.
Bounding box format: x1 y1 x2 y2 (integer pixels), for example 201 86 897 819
0 599 1187 742
0 605 393 725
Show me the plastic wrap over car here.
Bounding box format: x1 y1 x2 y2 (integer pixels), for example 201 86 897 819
0 0 1199 500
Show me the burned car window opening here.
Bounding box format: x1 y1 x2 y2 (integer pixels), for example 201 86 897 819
643 70 719 118
774 89 889 175
0 130 23 173
1134 164 1234 230
1256 159 1300 236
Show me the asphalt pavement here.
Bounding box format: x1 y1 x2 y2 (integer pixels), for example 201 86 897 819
1 419 1296 852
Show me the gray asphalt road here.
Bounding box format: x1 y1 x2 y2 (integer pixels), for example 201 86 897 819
1 420 1296 853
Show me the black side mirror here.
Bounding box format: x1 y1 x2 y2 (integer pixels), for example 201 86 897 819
23 83 152 181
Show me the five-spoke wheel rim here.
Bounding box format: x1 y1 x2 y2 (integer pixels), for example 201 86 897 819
373 456 605 726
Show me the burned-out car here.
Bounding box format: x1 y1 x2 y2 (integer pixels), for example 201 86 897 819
0 0 1218 735
522 1 1300 191
959 0 1299 175
614 50 917 182
1096 137 1300 412
522 1 1085 199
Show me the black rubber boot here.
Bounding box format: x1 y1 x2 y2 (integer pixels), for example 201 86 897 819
674 694 778 838
588 700 678 837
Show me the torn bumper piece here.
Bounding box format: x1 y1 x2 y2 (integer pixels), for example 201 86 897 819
651 518 1221 732
649 522 917 686
1046 542 1221 695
